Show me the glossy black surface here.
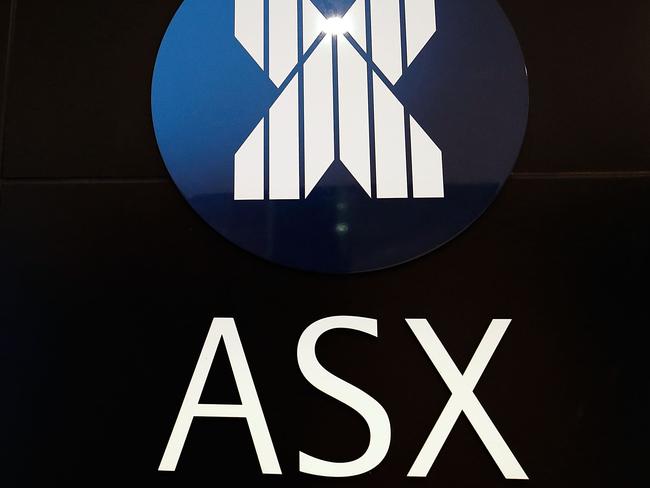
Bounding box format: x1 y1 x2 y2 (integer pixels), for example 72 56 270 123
0 1 648 486
0 0 12 162
499 0 650 173
2 0 649 178
1 178 648 486
2 0 178 178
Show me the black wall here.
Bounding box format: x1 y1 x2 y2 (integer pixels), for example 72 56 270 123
1 1 648 486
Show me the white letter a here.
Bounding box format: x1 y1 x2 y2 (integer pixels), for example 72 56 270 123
159 318 281 474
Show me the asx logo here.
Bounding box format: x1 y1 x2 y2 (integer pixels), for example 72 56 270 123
233 0 444 201
152 0 529 272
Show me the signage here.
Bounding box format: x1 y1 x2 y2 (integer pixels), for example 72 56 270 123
152 0 529 273
159 317 528 479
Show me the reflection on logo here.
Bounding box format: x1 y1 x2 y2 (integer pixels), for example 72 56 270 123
234 0 444 201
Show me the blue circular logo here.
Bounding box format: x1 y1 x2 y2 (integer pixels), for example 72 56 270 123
152 0 528 273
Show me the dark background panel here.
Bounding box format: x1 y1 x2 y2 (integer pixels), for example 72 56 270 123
1 0 180 179
1 0 649 179
0 0 15 175
1 177 647 486
0 0 12 94
499 0 650 173
1 0 649 487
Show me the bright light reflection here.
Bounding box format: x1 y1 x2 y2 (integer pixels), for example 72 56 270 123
323 16 349 36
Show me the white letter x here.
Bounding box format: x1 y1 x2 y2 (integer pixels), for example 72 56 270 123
406 319 528 480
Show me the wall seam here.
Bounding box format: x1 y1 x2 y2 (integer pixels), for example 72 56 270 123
511 171 650 180
1 177 170 186
1 172 649 186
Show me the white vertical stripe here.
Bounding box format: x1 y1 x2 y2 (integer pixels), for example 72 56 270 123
343 0 366 51
338 38 371 196
303 0 325 53
235 0 265 70
234 119 265 200
410 116 444 198
304 36 335 197
373 74 407 198
370 0 403 84
405 0 437 66
270 76 300 200
269 0 298 87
